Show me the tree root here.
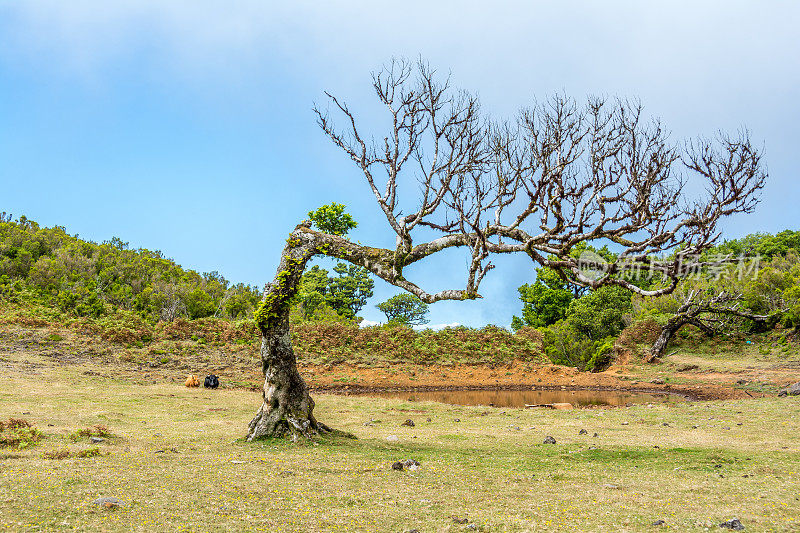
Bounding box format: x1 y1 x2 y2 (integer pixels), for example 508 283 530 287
246 401 354 442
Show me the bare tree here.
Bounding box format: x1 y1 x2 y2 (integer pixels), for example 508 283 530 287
247 59 766 441
647 288 782 360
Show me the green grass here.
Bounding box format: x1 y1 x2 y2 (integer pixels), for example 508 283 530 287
1 350 799 532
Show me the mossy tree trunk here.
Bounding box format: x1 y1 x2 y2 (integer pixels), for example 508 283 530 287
649 316 714 360
648 293 780 361
246 222 475 441
246 224 325 441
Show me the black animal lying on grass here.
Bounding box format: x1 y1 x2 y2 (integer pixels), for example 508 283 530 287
204 374 219 389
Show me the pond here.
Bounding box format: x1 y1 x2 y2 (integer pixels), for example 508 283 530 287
341 387 687 408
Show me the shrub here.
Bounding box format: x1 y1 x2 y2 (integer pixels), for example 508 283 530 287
69 424 112 442
0 418 44 449
540 321 615 372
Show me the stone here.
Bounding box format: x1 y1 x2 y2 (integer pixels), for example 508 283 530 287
90 437 105 444
578 429 588 435
543 436 556 444
386 435 399 442
621 421 629 425
402 459 421 469
93 497 123 509
602 483 620 489
719 517 745 530
401 419 415 427
781 382 800 396
392 461 404 471
652 519 666 526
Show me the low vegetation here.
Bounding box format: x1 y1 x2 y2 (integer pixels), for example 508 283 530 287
0 356 797 531
0 418 44 450
2 214 798 375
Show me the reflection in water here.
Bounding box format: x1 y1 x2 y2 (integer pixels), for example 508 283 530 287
349 388 684 408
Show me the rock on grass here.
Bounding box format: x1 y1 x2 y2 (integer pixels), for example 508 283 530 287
719 517 745 530
93 497 124 509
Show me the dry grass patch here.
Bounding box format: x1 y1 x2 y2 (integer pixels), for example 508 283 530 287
69 424 113 442
1 351 799 531
43 447 108 460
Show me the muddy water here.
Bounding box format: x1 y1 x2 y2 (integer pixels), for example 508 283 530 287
348 388 685 408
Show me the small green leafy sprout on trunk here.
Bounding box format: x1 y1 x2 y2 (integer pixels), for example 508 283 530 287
307 203 357 236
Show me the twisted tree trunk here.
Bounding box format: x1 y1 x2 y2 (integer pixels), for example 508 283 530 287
648 291 782 362
649 316 714 361
246 225 328 441
245 221 458 441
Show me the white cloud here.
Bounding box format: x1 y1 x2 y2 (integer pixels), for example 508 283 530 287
8 1 797 93
414 323 462 332
359 320 463 331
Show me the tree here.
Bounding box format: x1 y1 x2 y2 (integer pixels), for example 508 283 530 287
247 58 766 441
326 263 374 318
648 286 781 359
294 207 375 320
567 285 632 341
294 265 331 319
646 258 791 359
511 267 574 330
377 293 430 326
295 262 375 320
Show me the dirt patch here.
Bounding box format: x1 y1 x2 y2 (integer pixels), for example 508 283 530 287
300 361 739 401
0 324 778 402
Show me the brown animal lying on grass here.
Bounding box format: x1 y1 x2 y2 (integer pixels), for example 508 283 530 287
185 375 200 387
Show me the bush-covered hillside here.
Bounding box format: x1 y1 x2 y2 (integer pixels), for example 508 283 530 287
0 213 262 321
2 213 798 372
0 214 546 368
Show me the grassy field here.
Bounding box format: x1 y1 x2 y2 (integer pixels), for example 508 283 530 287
1 348 799 532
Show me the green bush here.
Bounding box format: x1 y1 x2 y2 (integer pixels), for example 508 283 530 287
0 215 261 323
539 321 614 372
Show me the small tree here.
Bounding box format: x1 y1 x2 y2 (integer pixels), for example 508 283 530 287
326 263 374 318
511 267 574 330
377 293 430 326
307 203 357 236
294 265 330 319
294 210 375 320
247 59 766 441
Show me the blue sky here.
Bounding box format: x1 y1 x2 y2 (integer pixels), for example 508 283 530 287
1 1 798 328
